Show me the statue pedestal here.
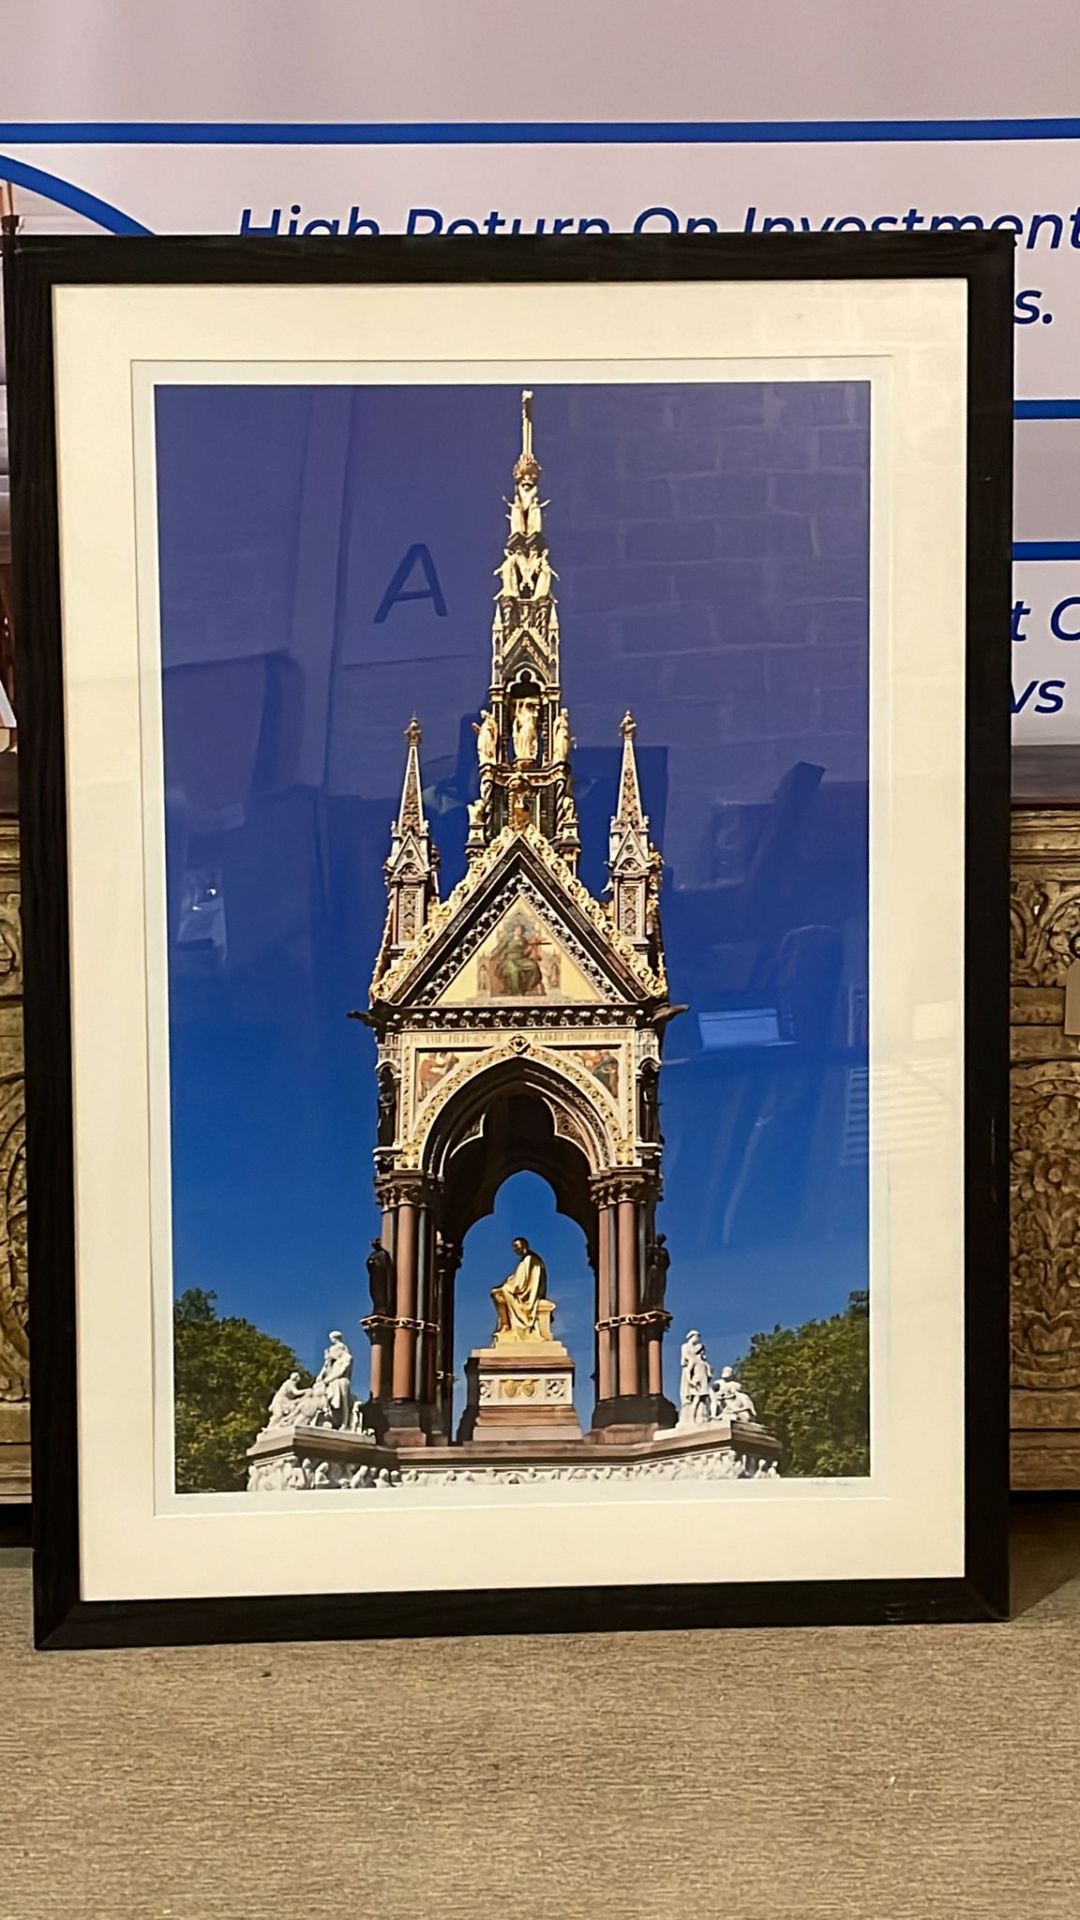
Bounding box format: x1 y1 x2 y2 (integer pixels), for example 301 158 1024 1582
458 1336 582 1444
245 1415 782 1489
245 1423 401 1491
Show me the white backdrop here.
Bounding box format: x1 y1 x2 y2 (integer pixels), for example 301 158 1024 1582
2 0 1078 738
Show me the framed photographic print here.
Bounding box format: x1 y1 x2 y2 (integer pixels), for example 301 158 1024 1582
6 231 1012 1648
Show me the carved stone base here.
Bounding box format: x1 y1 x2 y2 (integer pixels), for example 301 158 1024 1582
246 1421 781 1491
398 1444 779 1486
458 1336 581 1443
0 1399 29 1502
246 1424 401 1491
380 1423 782 1483
1011 1428 1080 1490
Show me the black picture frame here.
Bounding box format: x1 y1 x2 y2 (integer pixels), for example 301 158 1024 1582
5 230 1014 1650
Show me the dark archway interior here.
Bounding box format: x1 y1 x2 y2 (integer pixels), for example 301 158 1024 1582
440 1092 596 1264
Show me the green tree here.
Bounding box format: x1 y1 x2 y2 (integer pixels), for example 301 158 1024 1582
173 1288 309 1493
735 1290 870 1478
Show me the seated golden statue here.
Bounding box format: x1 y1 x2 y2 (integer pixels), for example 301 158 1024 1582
491 1236 555 1343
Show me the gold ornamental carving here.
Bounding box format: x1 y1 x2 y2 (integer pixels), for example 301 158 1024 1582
401 1036 620 1172
1010 802 1080 1486
1010 875 1080 987
591 1172 656 1209
502 1377 538 1399
372 1174 442 1212
1011 1064 1080 1391
374 820 667 1007
0 892 23 999
0 1073 27 1402
0 815 26 1499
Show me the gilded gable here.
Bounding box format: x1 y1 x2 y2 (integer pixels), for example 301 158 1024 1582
437 895 603 1008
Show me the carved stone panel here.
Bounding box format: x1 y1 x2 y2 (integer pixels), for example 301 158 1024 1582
1010 863 1080 992
0 892 23 1000
1011 1065 1080 1391
1010 805 1080 1489
0 816 25 1500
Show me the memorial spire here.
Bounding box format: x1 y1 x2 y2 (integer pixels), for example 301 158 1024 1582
467 390 579 863
614 711 646 833
396 715 426 835
609 711 662 962
381 716 438 964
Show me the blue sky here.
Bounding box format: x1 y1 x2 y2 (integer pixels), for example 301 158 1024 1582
156 378 870 1413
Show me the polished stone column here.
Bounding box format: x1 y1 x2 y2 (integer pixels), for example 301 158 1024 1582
433 1240 460 1442
391 1198 419 1400
616 1196 641 1397
645 1327 664 1397
417 1205 433 1407
596 1203 615 1401
591 1175 675 1437
369 1326 387 1403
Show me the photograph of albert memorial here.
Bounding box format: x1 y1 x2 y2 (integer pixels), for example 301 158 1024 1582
156 374 871 1498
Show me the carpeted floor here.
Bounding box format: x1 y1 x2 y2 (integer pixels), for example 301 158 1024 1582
1 1504 1079 1919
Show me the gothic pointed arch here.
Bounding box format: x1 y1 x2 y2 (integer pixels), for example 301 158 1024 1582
434 1087 597 1254
422 1047 614 1186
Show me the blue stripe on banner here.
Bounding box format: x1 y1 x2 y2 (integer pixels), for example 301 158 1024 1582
0 153 150 233
1014 543 1080 561
4 117 1080 146
1015 400 1080 420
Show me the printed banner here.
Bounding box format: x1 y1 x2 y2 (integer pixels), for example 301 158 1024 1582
2 117 1079 737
